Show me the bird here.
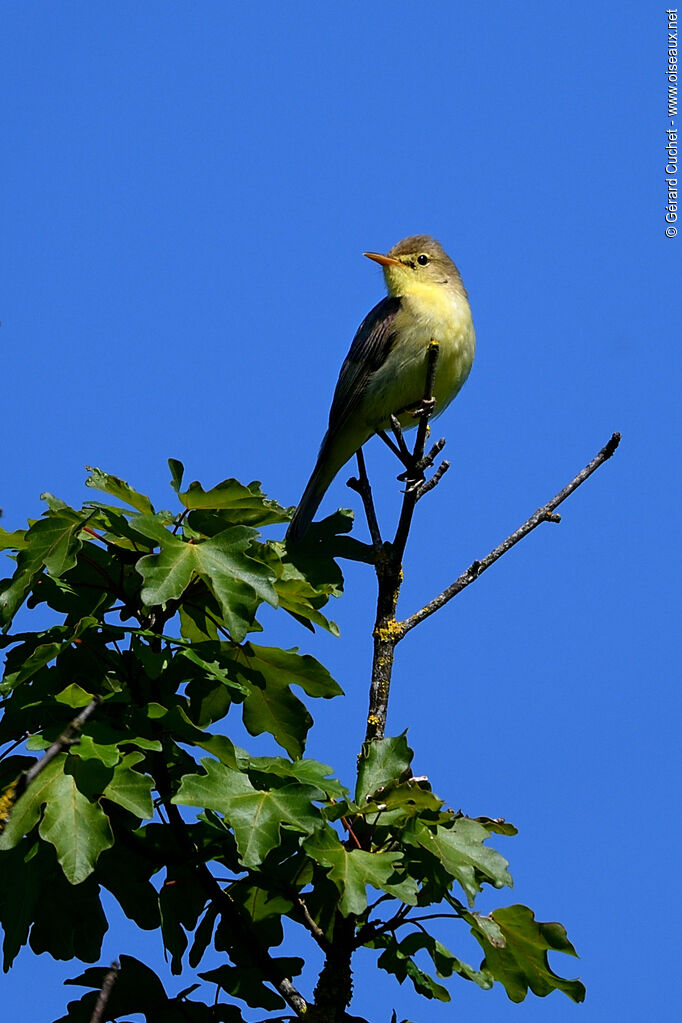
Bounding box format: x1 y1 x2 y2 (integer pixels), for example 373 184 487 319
286 235 475 542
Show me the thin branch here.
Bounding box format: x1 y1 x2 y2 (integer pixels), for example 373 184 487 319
172 509 189 535
377 429 404 461
89 960 119 1023
296 896 331 950
346 449 382 550
354 901 413 947
416 459 450 500
16 697 100 798
341 814 363 850
390 414 412 463
0 735 28 762
398 431 621 638
363 342 441 742
399 912 464 926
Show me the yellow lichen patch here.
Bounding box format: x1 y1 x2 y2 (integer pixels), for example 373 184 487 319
0 779 19 832
374 618 403 643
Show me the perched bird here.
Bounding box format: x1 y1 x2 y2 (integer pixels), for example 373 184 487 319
286 235 475 542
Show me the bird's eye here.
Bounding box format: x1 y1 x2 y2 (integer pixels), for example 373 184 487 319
417 254 429 266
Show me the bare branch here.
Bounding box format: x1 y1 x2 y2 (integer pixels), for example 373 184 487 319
390 414 413 464
398 432 621 638
417 459 450 500
347 449 382 550
376 427 405 463
89 960 119 1023
297 896 331 950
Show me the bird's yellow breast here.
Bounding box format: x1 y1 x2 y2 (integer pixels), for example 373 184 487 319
361 281 475 430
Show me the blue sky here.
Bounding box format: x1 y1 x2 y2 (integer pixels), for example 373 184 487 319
1 3 679 1021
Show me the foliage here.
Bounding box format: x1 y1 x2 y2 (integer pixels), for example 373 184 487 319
0 464 585 1020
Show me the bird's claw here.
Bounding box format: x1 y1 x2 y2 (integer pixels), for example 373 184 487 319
397 465 426 491
407 396 436 418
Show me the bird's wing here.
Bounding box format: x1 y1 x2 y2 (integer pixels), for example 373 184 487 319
326 295 402 436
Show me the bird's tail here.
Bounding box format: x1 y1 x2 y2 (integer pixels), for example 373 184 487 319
286 430 352 543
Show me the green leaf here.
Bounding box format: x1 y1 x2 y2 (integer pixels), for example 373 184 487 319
2 640 62 690
471 904 585 1003
85 466 155 514
97 841 161 931
102 752 154 818
241 670 311 759
197 734 249 771
134 518 278 642
29 861 107 965
189 903 218 969
40 775 114 884
0 754 114 883
0 838 41 968
356 734 412 804
1 617 99 693
0 527 27 552
407 818 512 907
249 756 348 799
176 476 289 526
177 644 248 696
393 931 493 990
245 643 343 698
373 932 450 1001
159 868 208 974
270 563 340 635
0 837 107 970
228 643 342 758
0 510 85 628
0 756 64 849
169 457 185 493
55 683 95 708
173 758 322 867
472 815 519 837
303 827 418 916
57 954 169 1022
199 964 285 1010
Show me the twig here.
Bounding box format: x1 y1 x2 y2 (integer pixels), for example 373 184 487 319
377 429 404 461
416 459 450 500
347 449 382 550
390 414 412 463
16 697 100 799
398 432 621 638
297 896 331 950
89 960 119 1023
172 509 189 535
419 436 447 472
0 735 28 762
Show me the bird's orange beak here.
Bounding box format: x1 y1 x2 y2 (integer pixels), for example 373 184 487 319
363 251 403 267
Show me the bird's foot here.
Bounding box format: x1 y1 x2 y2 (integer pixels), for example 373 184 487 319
405 396 436 419
396 461 426 491
396 436 447 490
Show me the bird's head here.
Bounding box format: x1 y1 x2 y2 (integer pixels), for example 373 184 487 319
364 235 466 298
